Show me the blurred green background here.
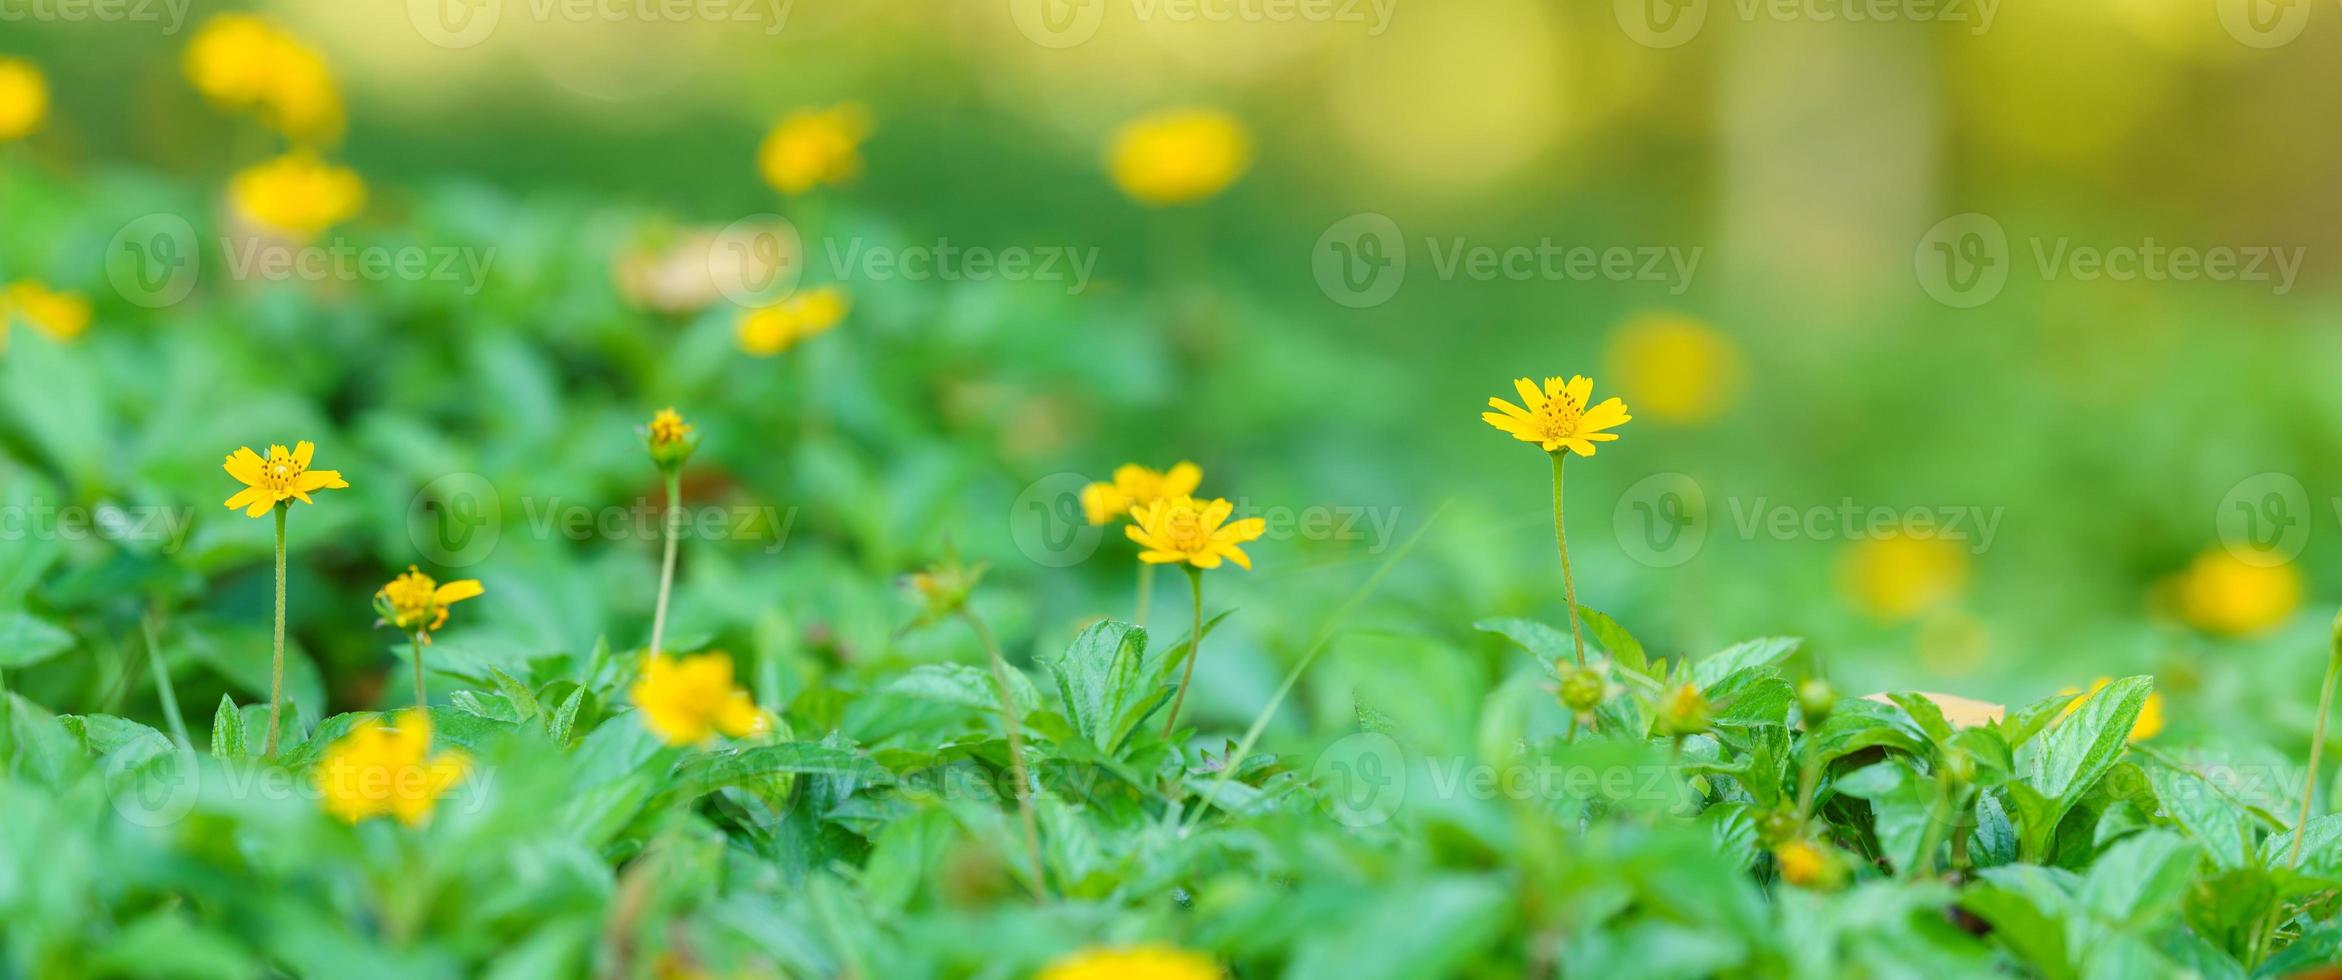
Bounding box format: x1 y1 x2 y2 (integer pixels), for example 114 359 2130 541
3 0 2339 756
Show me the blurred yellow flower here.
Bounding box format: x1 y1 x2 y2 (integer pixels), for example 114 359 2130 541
1773 839 1842 889
735 286 849 357
1108 108 1250 207
1039 945 1224 980
231 151 365 238
644 407 698 468
1839 534 1968 622
1605 313 1743 426
183 14 344 144
1 281 91 343
758 104 869 195
375 566 484 644
2058 676 2164 743
221 441 349 517
2173 549 2300 637
1482 376 1631 456
312 709 470 825
630 651 766 746
1081 461 1202 525
0 58 47 141
1127 496 1265 571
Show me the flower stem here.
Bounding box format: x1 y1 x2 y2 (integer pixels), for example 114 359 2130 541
961 607 1047 901
2291 608 2342 868
413 629 430 714
1549 451 1587 666
142 610 191 751
1134 562 1155 629
1162 566 1206 740
264 503 288 758
648 469 682 659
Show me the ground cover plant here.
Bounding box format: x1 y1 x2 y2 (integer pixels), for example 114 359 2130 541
4 6 2342 979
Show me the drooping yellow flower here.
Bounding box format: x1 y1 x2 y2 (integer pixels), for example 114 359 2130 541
2172 548 2300 637
2058 677 2164 743
1108 107 1250 207
230 151 365 238
1838 533 1968 622
222 441 349 517
630 651 766 746
1482 376 1631 456
1 281 91 342
1605 312 1743 426
643 407 698 469
374 566 485 644
1126 496 1265 571
183 14 344 144
735 285 850 357
0 58 47 141
757 104 870 195
1081 461 1203 525
1039 945 1224 980
312 709 470 825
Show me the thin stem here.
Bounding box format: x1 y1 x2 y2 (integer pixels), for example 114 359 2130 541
264 503 288 757
1161 566 1206 740
2292 611 2342 868
961 607 1047 902
1794 740 1826 828
412 629 431 714
1550 452 1586 666
142 611 191 751
1134 562 1155 629
648 469 682 659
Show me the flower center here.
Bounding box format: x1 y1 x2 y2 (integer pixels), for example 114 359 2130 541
262 449 308 493
1537 391 1583 440
1162 507 1212 553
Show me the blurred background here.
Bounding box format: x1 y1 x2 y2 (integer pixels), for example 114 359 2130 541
3 0 2340 760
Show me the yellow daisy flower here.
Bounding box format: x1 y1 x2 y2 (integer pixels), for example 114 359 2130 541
1605 312 1743 426
1 280 92 343
1838 533 1968 622
231 151 365 238
183 14 344 144
1081 461 1203 526
630 651 766 746
1039 945 1224 980
2058 677 2164 743
2172 548 2300 637
1773 839 1844 889
375 566 485 645
1126 496 1265 571
735 285 850 357
1108 107 1250 207
1481 375 1631 456
757 103 870 196
221 441 349 517
0 58 47 141
312 708 470 825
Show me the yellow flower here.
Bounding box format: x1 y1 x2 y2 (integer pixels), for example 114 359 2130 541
221 441 349 517
1 281 92 342
374 566 485 644
2173 549 2300 637
735 286 850 357
1481 376 1631 456
1039 945 1224 980
757 104 869 195
644 407 698 468
312 709 470 825
2058 677 2164 743
1108 107 1250 207
183 14 344 144
1773 839 1843 889
231 151 365 238
0 58 47 141
1839 533 1968 622
630 651 766 746
1081 461 1203 526
1126 496 1265 571
1605 312 1743 426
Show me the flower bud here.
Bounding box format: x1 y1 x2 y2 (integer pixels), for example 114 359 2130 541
643 407 698 470
1657 682 1710 737
1557 663 1606 715
1941 746 1976 787
1773 839 1845 890
1797 678 1836 727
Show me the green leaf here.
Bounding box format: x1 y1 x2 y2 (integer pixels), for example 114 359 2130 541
1691 637 1801 690
549 687 586 745
1042 620 1188 755
209 695 246 761
1577 607 1649 674
882 662 1039 716
1835 758 1941 875
1960 883 2072 979
1471 617 1573 665
2014 674 2151 862
2079 830 2199 929
0 610 74 668
486 667 543 722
